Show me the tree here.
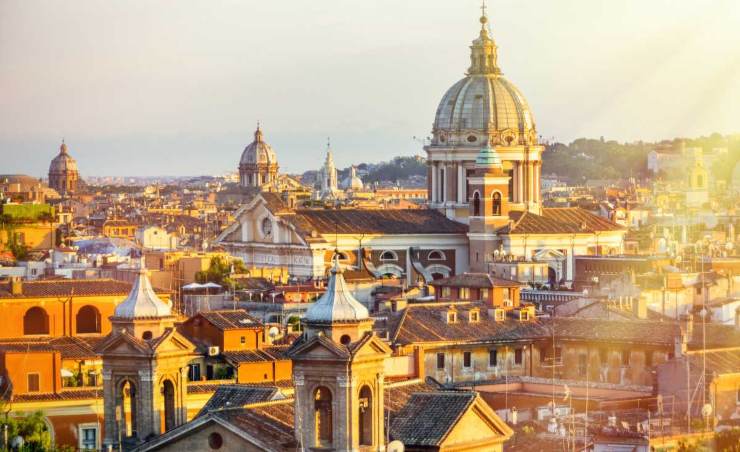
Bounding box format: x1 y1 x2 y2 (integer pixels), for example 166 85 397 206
0 410 53 451
195 256 248 288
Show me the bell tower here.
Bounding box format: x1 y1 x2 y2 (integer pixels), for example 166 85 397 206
289 258 391 451
468 144 512 272
97 260 196 450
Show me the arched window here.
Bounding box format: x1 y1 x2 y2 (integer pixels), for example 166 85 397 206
473 191 481 216
379 250 397 261
142 331 153 341
76 305 101 334
162 380 176 432
427 250 446 261
314 386 333 447
492 192 502 216
120 380 137 438
23 307 49 335
359 385 373 446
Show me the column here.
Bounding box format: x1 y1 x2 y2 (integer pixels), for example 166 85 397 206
431 163 437 204
102 370 116 447
456 163 462 203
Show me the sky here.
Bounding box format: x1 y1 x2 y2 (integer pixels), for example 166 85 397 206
1 0 740 177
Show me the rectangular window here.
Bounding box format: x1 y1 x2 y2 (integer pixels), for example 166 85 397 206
463 351 472 368
514 348 523 366
27 373 40 392
188 364 201 382
80 426 98 450
645 350 653 367
240 336 246 344
441 287 451 298
437 353 445 370
489 349 498 367
502 288 511 301
578 354 588 377
480 288 489 300
459 287 470 300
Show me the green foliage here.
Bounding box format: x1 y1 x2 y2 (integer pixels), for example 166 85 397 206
195 256 248 288
363 156 427 184
0 204 55 222
0 411 53 451
214 366 232 380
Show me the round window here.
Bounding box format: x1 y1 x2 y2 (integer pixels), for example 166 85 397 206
208 432 223 450
467 135 477 143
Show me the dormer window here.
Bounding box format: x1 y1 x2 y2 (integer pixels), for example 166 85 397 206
469 310 480 323
520 310 530 321
494 309 505 322
447 311 457 324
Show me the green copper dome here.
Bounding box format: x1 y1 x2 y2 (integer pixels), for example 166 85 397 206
475 143 502 167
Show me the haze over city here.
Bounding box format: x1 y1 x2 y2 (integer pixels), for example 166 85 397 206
2 0 740 177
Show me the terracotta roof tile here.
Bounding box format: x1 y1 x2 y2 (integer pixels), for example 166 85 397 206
429 272 523 288
0 278 167 299
498 208 623 234
389 391 477 446
289 209 468 235
197 310 263 330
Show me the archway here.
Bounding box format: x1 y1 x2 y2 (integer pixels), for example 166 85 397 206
358 385 373 446
76 305 101 334
492 192 502 216
23 307 49 335
119 380 137 438
314 386 333 447
472 191 481 216
162 380 176 432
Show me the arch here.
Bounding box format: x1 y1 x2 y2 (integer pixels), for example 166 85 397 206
358 385 373 446
23 307 49 335
142 331 153 341
76 305 101 334
472 191 481 216
332 251 349 261
427 250 446 261
375 263 404 279
340 334 352 345
425 264 452 280
314 386 333 447
379 250 398 261
119 379 138 438
162 379 176 432
492 191 502 216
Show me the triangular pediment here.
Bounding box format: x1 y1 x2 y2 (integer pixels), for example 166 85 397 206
152 329 197 355
97 332 151 356
441 398 514 448
351 335 392 358
290 335 350 360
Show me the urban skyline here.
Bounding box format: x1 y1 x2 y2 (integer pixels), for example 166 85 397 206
2 0 740 176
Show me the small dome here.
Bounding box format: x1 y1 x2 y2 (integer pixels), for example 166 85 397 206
341 166 363 191
240 126 278 166
114 261 172 318
304 258 369 323
49 141 79 173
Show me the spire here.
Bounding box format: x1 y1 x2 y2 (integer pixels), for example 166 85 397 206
468 1 501 75
304 255 369 323
60 139 68 155
254 122 263 142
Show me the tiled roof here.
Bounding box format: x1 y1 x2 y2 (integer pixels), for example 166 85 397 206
289 209 468 235
198 310 263 330
687 348 740 375
0 278 150 299
389 302 548 345
11 388 102 402
197 385 280 416
0 336 102 359
222 346 290 364
429 272 522 288
389 391 476 446
688 324 740 350
388 302 679 346
498 207 623 234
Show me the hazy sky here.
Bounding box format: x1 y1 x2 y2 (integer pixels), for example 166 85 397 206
2 0 739 177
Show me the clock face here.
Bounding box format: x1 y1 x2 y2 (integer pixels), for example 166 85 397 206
261 218 272 236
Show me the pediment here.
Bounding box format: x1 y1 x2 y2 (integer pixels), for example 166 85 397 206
152 330 197 355
97 333 150 356
291 336 349 360
351 335 392 358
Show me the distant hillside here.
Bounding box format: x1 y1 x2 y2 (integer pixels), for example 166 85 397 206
542 133 740 182
302 155 427 186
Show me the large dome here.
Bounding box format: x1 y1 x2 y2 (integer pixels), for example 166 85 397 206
49 142 78 173
431 14 537 147
240 126 278 166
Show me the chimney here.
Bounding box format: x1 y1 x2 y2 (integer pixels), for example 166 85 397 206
10 276 22 295
632 297 647 320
